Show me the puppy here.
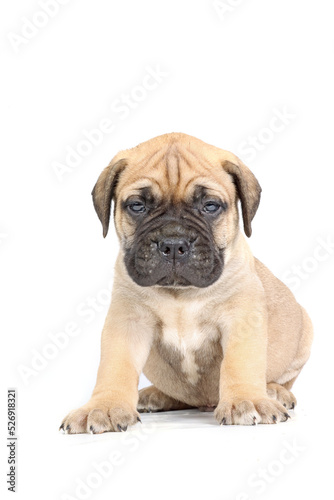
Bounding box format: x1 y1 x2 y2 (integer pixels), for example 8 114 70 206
60 133 313 432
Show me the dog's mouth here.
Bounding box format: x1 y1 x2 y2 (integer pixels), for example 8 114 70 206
155 273 192 287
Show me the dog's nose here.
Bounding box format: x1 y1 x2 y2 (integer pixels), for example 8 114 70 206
158 238 190 261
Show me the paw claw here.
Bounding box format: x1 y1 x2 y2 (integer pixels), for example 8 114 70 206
117 424 127 432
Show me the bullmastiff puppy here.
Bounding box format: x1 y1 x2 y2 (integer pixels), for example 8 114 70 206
60 132 313 432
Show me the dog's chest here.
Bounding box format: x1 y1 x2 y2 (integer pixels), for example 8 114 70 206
155 300 221 385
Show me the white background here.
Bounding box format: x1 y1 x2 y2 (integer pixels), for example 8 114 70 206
1 1 334 499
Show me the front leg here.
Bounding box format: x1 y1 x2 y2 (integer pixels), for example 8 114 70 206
60 297 153 434
214 299 290 425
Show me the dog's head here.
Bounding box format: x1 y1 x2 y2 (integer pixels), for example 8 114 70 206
92 133 261 288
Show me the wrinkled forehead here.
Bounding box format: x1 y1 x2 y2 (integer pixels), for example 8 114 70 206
116 145 235 203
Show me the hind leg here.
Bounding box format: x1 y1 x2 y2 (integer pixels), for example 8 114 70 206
138 385 194 413
282 376 298 391
268 307 313 409
267 382 296 410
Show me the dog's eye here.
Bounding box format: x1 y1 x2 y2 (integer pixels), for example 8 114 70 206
128 202 146 213
202 202 220 213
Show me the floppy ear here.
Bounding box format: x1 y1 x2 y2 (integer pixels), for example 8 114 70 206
91 158 127 237
222 159 261 237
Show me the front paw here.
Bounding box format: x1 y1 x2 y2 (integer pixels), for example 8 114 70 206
60 400 141 434
214 398 291 426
